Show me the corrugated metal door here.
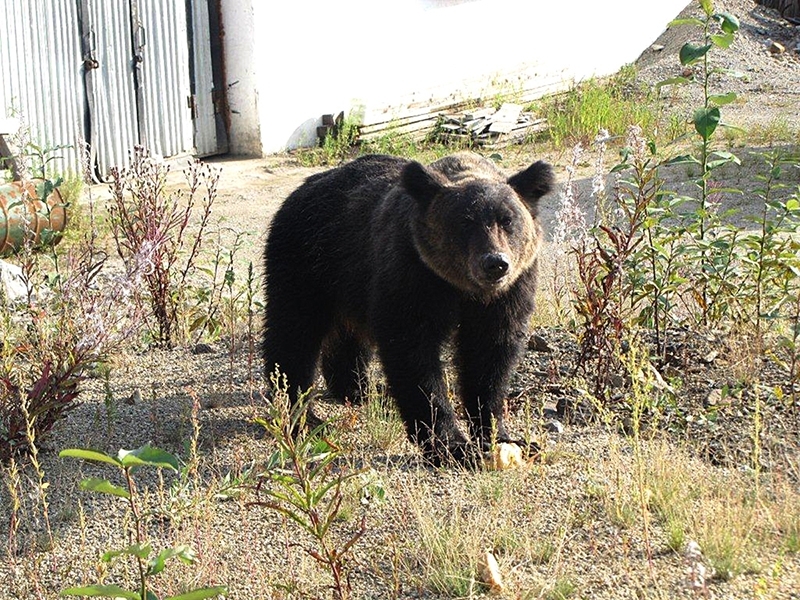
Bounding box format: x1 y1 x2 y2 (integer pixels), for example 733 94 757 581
2 0 225 180
190 0 224 156
84 0 194 175
83 0 140 176
0 0 85 177
137 0 194 160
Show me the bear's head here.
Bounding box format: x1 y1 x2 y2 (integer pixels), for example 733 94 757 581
403 153 553 299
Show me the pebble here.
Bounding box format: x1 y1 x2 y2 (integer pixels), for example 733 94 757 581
191 342 215 355
528 334 552 352
545 419 565 434
768 40 786 54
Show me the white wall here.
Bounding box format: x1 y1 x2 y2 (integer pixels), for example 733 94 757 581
219 0 261 154
223 0 689 155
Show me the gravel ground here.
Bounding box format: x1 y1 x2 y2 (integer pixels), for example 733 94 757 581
2 1 800 599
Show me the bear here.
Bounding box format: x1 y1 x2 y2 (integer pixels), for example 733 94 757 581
262 152 554 465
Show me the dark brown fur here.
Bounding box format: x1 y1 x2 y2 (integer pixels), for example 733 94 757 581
263 152 553 465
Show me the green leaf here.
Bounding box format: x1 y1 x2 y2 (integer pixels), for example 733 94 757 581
694 107 720 140
715 11 740 33
60 449 122 468
118 445 179 471
707 151 741 170
680 42 712 65
700 0 713 15
708 92 736 106
60 584 140 599
664 154 701 166
164 587 228 600
655 76 692 90
710 32 734 49
80 478 131 500
719 122 747 135
102 543 152 563
148 545 197 576
668 17 705 27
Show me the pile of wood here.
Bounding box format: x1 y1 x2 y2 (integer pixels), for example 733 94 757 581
435 103 547 149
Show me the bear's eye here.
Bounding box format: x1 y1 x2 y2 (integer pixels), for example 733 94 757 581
499 215 513 230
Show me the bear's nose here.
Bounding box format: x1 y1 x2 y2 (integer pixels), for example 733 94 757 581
481 253 510 280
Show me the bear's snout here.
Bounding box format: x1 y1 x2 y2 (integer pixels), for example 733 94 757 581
480 252 511 281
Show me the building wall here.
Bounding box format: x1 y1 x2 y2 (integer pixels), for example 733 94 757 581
222 0 689 155
219 0 262 155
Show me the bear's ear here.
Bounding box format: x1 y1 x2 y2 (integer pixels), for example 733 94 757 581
401 161 445 208
507 160 554 206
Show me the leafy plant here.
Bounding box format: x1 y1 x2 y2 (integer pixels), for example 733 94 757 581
59 444 227 600
657 0 742 325
249 370 373 600
738 152 800 341
1 233 147 462
570 127 658 398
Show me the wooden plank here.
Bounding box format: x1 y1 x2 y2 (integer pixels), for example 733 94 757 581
488 103 523 134
357 72 569 142
359 115 441 141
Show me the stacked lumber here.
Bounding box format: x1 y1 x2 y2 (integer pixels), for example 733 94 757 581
435 103 546 149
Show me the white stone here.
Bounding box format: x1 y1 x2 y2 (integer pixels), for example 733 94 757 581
0 260 30 303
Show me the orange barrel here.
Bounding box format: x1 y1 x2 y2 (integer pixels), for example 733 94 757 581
0 180 67 255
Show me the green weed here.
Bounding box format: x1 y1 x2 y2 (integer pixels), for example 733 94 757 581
59 444 227 600
539 66 659 149
250 369 373 600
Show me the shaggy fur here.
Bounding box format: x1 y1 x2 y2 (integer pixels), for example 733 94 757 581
263 152 553 464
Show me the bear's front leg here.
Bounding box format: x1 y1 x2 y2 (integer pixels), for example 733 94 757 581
456 294 534 450
374 322 472 465
383 349 473 464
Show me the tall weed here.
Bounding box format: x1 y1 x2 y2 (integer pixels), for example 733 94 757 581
108 147 219 348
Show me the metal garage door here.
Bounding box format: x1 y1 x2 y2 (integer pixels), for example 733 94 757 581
0 0 226 180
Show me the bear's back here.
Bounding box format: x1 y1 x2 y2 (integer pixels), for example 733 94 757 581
428 152 506 185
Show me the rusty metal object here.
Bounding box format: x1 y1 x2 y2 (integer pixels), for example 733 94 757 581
0 180 67 255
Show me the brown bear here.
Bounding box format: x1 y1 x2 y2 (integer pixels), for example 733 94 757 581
263 152 553 465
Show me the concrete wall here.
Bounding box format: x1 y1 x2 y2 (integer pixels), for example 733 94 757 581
222 0 689 155
219 0 261 154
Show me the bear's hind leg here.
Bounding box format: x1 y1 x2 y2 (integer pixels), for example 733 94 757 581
321 327 372 404
262 295 331 404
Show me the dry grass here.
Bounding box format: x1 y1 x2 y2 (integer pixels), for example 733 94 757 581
3 380 800 598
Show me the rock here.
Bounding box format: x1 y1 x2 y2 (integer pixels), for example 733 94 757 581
700 350 718 364
191 343 215 355
651 44 665 52
705 388 724 407
125 388 142 405
528 333 552 352
545 419 564 434
609 373 627 388
768 40 785 54
0 259 29 303
477 549 504 593
542 400 559 420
